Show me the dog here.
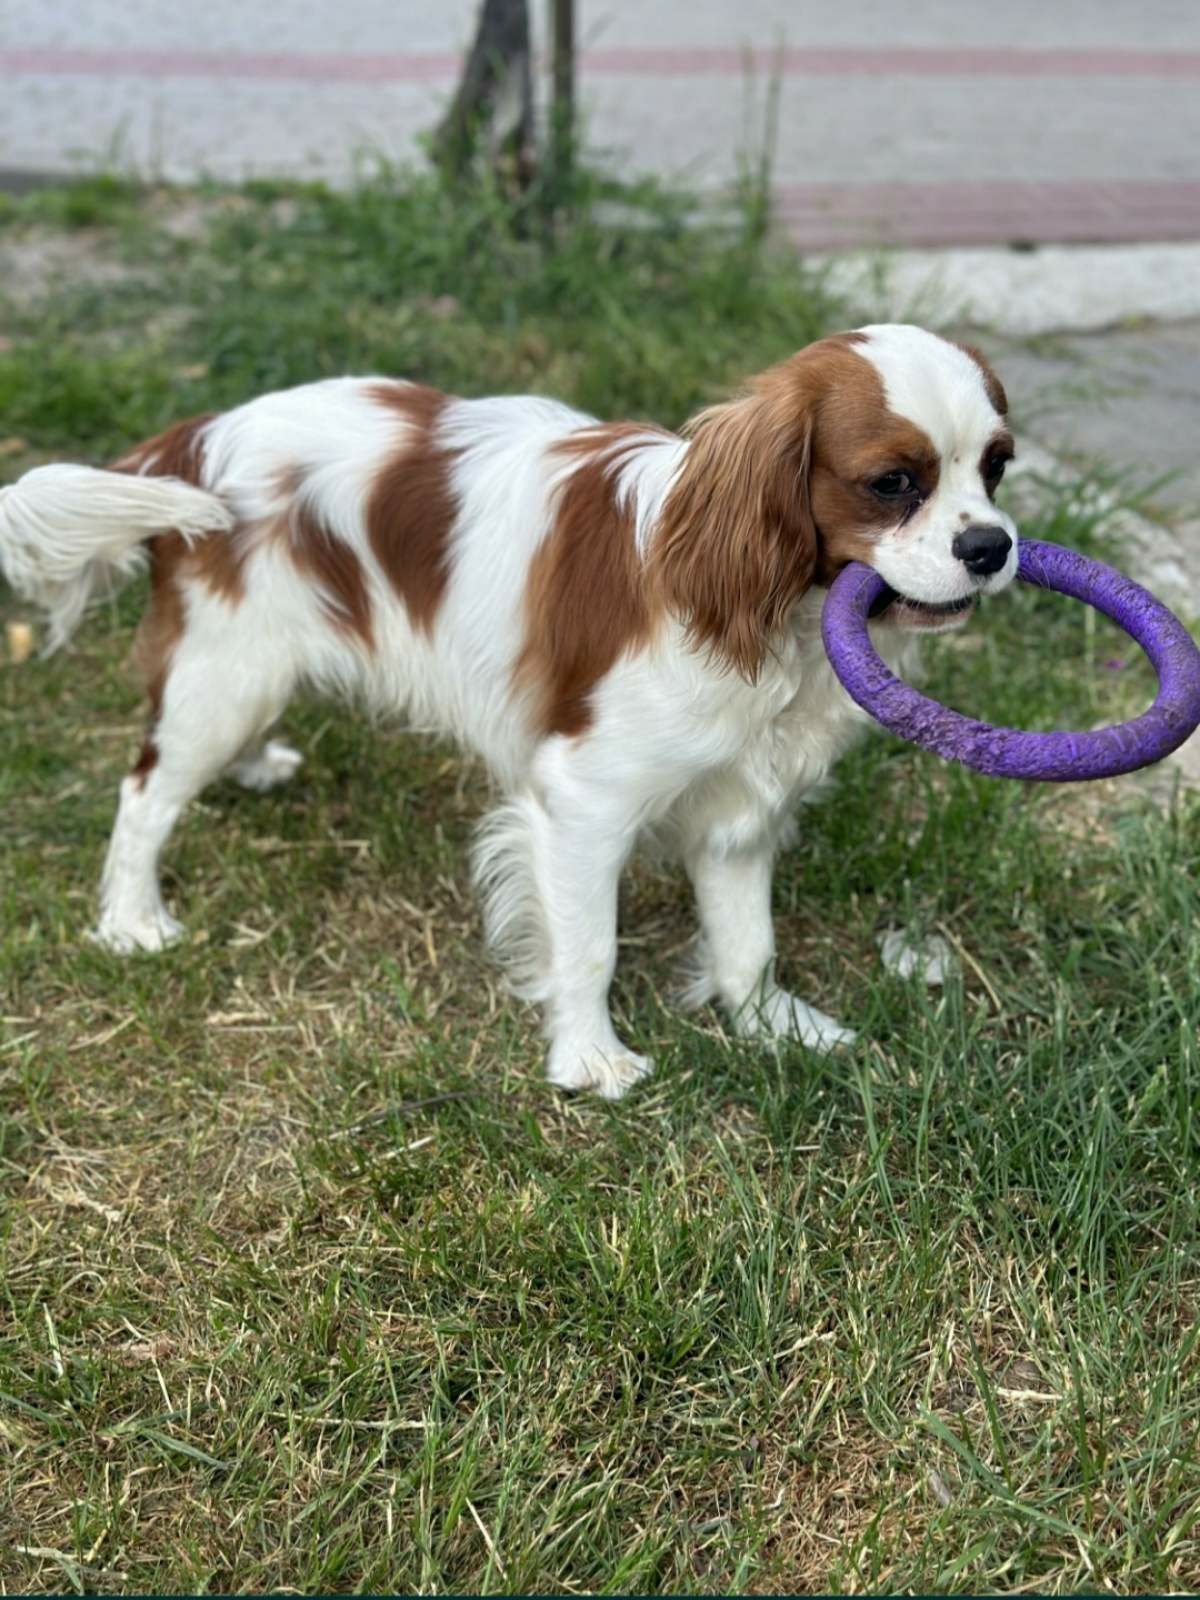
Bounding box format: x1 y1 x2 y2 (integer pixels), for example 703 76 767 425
0 324 1016 1098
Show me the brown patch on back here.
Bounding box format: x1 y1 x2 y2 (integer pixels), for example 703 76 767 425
517 424 669 738
117 413 244 756
955 341 1009 416
131 531 189 724
188 528 248 604
282 488 375 651
114 412 214 481
121 412 380 763
365 383 460 633
115 411 248 604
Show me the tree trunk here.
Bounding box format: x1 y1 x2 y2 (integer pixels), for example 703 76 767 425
433 0 534 190
548 0 576 191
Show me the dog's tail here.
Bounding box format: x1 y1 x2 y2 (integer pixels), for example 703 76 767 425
0 464 232 652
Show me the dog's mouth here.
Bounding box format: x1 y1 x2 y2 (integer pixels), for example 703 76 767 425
868 589 977 631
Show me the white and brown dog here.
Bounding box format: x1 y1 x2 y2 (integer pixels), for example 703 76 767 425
0 324 1016 1097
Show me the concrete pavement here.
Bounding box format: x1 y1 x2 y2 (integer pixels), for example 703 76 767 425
3 1 1200 249
998 323 1200 521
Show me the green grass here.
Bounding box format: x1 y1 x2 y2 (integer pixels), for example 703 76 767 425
0 162 840 458
2 171 1199 1595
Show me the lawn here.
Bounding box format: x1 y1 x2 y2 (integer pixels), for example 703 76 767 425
1 167 1198 1595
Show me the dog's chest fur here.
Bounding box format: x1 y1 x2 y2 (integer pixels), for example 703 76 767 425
669 594 921 857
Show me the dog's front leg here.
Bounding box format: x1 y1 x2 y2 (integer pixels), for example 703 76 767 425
684 838 855 1052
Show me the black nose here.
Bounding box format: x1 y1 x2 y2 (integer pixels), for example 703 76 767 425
952 524 1012 578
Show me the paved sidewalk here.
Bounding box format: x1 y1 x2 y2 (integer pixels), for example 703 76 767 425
3 1 1200 249
998 323 1200 523
982 318 1200 612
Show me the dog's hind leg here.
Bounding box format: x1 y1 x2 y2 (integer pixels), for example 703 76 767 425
227 738 303 793
94 603 295 953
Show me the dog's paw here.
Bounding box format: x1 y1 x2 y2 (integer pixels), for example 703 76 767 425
739 989 856 1053
230 740 303 793
90 908 185 954
546 1039 655 1100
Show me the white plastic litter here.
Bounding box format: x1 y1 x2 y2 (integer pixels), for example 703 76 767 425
877 928 954 987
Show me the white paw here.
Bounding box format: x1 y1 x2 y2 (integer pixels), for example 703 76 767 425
230 740 303 793
546 1040 655 1101
90 908 185 954
737 989 856 1053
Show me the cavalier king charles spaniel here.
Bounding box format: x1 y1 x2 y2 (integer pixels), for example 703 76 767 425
0 324 1016 1098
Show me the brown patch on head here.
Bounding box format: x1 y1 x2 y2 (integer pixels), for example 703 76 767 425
807 347 941 579
651 332 940 677
980 427 1016 502
365 383 460 633
955 341 1009 417
517 424 670 738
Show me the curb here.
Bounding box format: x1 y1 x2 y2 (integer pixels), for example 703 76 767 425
821 241 1200 337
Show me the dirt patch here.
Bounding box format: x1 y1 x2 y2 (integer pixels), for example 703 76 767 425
0 228 138 314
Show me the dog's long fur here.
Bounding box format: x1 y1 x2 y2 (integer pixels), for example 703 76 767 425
0 324 1016 1098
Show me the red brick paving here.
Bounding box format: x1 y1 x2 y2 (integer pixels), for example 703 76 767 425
3 45 1200 82
3 45 1198 248
774 181 1200 250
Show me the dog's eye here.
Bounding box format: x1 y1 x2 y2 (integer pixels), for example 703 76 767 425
985 454 1009 486
870 471 916 499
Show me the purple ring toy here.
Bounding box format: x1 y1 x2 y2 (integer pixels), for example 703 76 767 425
822 538 1200 782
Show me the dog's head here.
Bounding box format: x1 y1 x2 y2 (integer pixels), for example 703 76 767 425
655 324 1016 675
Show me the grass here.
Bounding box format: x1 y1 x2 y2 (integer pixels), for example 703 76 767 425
1 168 1199 1595
0 162 840 457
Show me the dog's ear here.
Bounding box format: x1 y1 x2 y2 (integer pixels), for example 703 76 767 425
652 368 818 679
954 340 1008 417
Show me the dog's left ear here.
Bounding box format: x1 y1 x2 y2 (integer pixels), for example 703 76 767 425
652 365 819 680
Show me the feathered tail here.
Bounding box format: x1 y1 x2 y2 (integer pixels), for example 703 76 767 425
0 464 232 651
